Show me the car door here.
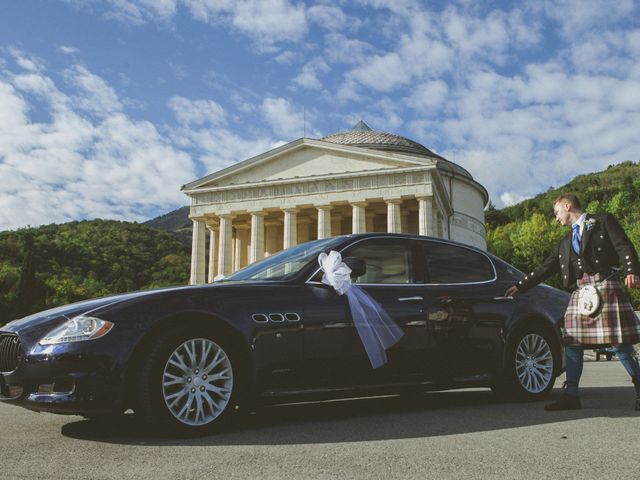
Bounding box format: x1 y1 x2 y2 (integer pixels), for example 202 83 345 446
300 237 433 387
417 240 517 381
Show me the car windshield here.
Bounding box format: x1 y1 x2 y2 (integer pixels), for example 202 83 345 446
222 237 346 281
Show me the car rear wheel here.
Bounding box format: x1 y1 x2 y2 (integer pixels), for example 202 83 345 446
136 326 239 436
492 327 558 401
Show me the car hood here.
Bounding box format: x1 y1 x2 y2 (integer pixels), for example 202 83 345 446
0 280 289 335
1 285 194 334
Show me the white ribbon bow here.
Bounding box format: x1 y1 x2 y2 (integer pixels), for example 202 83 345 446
318 251 352 295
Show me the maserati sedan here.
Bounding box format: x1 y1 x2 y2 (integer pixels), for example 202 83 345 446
0 234 569 436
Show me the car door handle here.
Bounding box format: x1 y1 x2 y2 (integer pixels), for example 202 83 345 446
405 320 427 326
397 296 423 302
324 322 351 329
492 296 514 302
434 297 452 305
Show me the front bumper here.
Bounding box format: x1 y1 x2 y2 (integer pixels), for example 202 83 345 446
0 333 126 416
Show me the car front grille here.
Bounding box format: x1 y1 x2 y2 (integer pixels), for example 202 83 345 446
0 333 21 372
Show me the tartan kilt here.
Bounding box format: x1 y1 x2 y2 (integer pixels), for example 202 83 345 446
563 272 640 346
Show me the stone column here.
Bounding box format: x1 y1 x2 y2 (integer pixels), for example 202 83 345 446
249 211 266 264
317 205 332 239
401 211 409 234
234 225 249 272
283 208 299 249
331 213 343 237
265 221 280 257
351 202 367 234
386 199 402 233
207 226 218 283
297 217 312 244
217 214 234 277
366 212 375 233
189 219 206 285
417 196 434 236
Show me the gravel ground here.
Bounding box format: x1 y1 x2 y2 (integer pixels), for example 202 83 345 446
2 361 640 480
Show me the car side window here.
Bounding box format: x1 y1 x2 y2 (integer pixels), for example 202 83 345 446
344 239 413 284
422 241 494 284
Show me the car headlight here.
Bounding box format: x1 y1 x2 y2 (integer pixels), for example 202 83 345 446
39 316 114 345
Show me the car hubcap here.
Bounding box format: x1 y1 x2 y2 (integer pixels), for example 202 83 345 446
162 338 233 426
515 333 553 393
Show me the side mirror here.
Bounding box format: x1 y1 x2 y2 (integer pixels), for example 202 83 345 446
343 257 367 278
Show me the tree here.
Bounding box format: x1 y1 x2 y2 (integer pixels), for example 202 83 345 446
511 213 564 272
14 236 46 318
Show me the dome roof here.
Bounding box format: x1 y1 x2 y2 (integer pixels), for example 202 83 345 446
320 120 443 160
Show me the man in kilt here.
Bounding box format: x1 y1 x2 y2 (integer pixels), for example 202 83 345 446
506 193 640 410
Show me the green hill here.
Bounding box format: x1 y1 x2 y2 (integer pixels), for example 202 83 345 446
487 161 640 229
144 205 191 246
0 220 190 324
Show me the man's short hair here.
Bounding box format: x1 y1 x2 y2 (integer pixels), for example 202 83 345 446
553 193 582 210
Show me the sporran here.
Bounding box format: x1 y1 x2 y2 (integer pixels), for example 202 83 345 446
576 284 600 316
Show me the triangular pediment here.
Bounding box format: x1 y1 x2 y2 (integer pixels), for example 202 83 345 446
183 139 431 191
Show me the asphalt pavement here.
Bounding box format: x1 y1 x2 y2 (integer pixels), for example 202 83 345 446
2 360 640 480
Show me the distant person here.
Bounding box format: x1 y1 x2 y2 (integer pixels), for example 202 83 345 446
505 193 640 410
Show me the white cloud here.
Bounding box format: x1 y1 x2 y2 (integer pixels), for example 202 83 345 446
348 52 409 92
323 33 373 65
182 0 307 47
274 50 297 64
173 127 278 173
500 191 530 207
169 96 226 126
542 0 635 40
58 45 80 55
99 0 178 24
339 3 543 98
261 97 306 139
405 80 449 111
308 5 359 32
0 60 196 231
232 0 307 44
8 47 44 73
69 0 307 47
293 57 330 90
65 65 122 117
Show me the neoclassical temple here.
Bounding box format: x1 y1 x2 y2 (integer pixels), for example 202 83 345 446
182 121 488 284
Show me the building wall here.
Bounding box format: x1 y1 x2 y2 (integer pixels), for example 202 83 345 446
448 176 487 249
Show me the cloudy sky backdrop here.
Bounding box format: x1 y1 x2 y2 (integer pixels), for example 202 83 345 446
1 0 639 231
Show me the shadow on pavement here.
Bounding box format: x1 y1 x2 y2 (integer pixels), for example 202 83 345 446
61 385 640 446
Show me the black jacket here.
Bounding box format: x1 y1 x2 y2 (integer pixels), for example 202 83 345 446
517 212 639 291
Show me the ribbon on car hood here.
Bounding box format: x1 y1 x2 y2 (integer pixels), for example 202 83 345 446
318 251 404 369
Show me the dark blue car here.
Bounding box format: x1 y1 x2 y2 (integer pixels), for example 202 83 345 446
0 234 569 436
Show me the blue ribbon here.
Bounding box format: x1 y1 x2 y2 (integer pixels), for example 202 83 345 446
345 285 405 368
318 251 404 368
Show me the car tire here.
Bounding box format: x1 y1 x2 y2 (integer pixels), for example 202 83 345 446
492 327 558 401
135 325 240 437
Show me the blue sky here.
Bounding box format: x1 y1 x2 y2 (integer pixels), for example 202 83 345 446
1 0 639 231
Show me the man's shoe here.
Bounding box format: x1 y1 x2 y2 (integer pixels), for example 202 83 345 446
544 395 582 411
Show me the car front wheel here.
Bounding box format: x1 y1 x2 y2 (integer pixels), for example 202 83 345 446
136 326 239 436
493 328 558 401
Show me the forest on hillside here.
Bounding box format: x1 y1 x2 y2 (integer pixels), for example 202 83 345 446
1 161 639 325
0 220 190 324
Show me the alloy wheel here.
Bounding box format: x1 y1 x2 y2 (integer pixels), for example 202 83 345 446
515 333 554 394
162 338 233 426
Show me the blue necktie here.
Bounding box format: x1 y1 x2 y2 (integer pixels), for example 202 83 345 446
571 224 581 255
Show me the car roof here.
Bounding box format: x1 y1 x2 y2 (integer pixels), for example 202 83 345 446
330 232 489 255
